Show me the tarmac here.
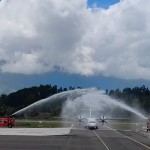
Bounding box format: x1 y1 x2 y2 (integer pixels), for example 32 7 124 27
0 126 150 150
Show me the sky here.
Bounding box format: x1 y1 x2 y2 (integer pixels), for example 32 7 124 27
88 0 120 8
0 0 150 93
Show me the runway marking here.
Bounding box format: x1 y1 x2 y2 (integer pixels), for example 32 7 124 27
106 126 124 136
106 126 150 150
93 130 110 150
125 136 150 150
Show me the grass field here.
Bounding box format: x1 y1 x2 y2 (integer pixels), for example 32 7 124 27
15 120 72 128
109 122 146 130
15 119 147 130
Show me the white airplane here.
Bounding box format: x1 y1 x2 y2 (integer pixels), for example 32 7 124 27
77 108 109 130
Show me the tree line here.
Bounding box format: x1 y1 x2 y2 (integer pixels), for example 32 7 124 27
108 85 150 114
0 84 150 117
0 84 78 116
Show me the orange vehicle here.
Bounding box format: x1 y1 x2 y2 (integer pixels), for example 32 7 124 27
0 117 15 128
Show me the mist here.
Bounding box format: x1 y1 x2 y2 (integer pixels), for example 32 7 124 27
61 89 147 120
12 88 147 122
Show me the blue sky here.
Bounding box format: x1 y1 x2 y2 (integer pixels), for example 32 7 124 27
1 71 150 94
88 0 120 8
0 0 150 93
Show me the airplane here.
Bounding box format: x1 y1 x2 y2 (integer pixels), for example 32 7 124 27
52 108 130 130
77 108 109 130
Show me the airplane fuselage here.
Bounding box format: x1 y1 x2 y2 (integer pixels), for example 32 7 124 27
86 118 98 130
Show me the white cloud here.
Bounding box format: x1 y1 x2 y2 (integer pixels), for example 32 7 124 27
0 0 150 80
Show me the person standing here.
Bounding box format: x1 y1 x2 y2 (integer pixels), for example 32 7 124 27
147 119 150 132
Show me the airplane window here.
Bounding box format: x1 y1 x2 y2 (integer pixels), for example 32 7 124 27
89 121 96 123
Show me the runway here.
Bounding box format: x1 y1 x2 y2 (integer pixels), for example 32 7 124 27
0 127 150 150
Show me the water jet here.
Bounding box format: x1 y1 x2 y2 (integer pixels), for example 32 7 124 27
12 88 147 120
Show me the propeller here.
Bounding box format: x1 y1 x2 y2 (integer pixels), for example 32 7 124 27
99 115 108 126
78 115 85 125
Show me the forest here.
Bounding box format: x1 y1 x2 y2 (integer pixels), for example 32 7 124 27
0 84 150 117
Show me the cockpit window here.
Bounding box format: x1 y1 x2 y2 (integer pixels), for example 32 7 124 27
89 121 96 123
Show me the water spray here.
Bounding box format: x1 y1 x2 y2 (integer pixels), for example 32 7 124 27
12 88 147 120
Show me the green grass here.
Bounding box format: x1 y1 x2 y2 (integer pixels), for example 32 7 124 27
110 123 145 130
15 120 71 128
15 119 146 130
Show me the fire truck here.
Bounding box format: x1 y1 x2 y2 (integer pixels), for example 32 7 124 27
0 116 15 128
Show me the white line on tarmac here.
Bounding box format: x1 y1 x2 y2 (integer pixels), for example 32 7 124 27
106 126 124 136
125 136 150 150
107 126 150 150
93 130 110 150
